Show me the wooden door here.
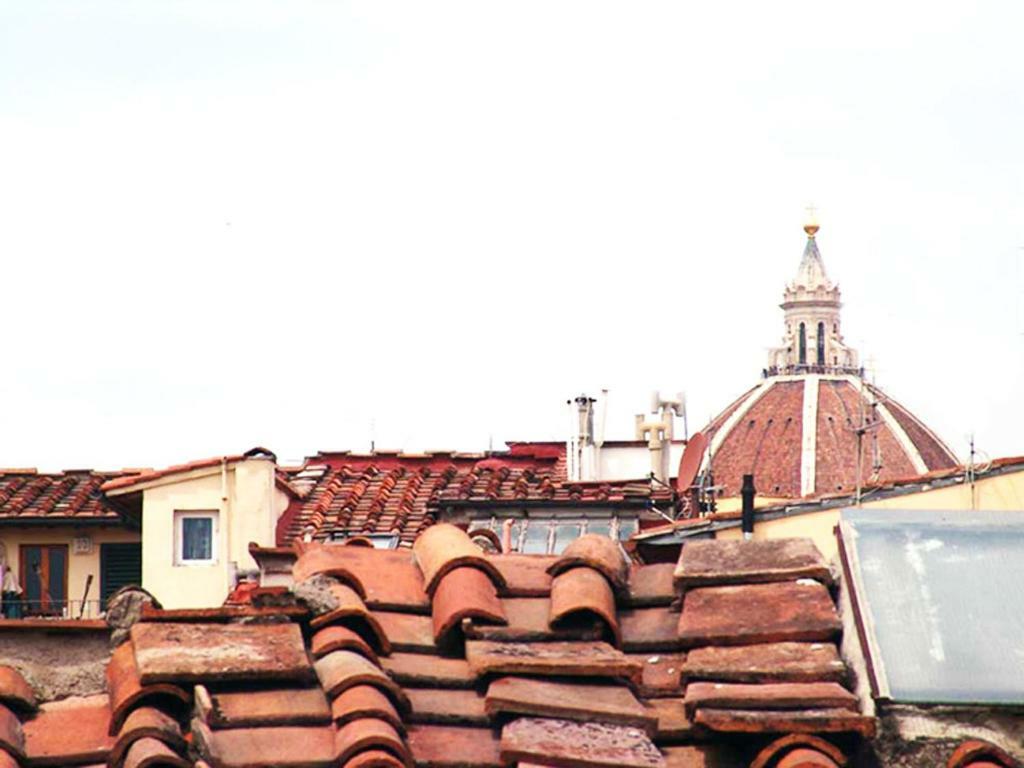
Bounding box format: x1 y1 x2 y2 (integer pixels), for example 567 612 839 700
20 545 68 616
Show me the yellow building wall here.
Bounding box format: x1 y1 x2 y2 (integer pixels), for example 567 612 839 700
0 526 141 618
715 469 1024 561
140 457 288 609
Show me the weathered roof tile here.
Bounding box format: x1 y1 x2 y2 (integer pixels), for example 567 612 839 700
675 539 831 588
549 566 620 647
680 643 846 685
500 717 665 768
465 640 642 683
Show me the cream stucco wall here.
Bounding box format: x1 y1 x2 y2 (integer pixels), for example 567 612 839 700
136 457 288 609
0 526 141 618
715 469 1024 560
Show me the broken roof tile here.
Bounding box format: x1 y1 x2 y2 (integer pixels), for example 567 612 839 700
500 717 665 768
675 539 832 589
130 622 314 685
680 642 846 685
195 685 331 729
405 724 502 768
465 640 641 683
334 717 411 767
683 682 858 718
619 607 684 653
314 651 410 714
192 719 337 768
549 566 620 647
331 686 403 733
432 567 507 648
548 534 629 595
693 707 876 738
406 689 488 726
412 524 505 595
485 677 655 735
22 694 114 766
0 666 36 714
121 737 190 768
378 653 476 690
678 582 841 647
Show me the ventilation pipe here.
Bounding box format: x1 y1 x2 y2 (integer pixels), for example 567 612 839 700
741 474 756 539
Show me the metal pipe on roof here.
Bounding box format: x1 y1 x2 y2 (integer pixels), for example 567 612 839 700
741 474 756 539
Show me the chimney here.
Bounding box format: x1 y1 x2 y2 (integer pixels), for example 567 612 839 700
741 474 756 539
568 394 596 481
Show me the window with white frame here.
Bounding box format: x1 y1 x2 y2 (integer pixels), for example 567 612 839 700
174 510 218 565
466 515 637 555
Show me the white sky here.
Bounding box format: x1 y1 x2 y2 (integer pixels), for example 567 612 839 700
1 1 1022 471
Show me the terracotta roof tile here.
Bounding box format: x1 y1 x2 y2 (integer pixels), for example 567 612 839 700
130 622 314 685
693 707 876 738
195 685 331 729
106 641 190 735
334 717 411 767
748 734 849 768
0 666 36 715
0 705 22 763
683 682 858 717
405 724 502 768
191 719 337 768
412 524 505 596
274 449 669 546
677 581 841 648
488 554 555 596
548 534 629 596
625 563 677 607
404 689 488 726
22 694 114 766
314 651 411 715
342 748 406 768
465 640 642 683
378 654 475 690
485 677 656 735
464 597 603 643
642 698 692 741
629 653 685 698
549 566 620 647
674 538 832 588
680 642 846 685
311 625 380 665
121 736 190 768
331 686 403 733
500 717 665 768
371 611 436 654
294 545 429 613
431 566 506 648
619 606 685 653
307 580 392 655
111 705 185 767
0 471 124 523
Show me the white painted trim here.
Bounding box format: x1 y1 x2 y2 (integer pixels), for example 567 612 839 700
800 376 820 496
707 379 776 462
850 377 929 475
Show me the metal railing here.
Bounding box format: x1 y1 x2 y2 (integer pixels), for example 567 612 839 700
1 599 104 620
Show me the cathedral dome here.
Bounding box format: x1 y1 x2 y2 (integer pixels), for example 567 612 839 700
703 220 958 498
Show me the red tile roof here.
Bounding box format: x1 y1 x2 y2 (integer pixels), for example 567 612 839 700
101 447 276 493
275 448 671 547
0 530 876 767
0 470 128 523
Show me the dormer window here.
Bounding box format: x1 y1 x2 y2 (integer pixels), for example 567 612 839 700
174 510 218 565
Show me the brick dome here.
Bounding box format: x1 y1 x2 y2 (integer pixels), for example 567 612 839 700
702 374 958 498
703 218 958 499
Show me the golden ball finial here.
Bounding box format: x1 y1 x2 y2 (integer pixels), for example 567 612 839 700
803 204 819 237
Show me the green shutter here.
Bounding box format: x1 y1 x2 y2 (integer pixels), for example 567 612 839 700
100 543 142 603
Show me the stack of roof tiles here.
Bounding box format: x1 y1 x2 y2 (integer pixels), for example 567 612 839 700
0 529 875 767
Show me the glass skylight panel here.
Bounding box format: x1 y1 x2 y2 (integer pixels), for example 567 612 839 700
838 509 1024 705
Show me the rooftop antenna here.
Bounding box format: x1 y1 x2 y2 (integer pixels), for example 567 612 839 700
370 417 376 453
852 384 884 505
965 433 992 510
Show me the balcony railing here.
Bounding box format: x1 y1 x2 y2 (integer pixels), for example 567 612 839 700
1 599 105 620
